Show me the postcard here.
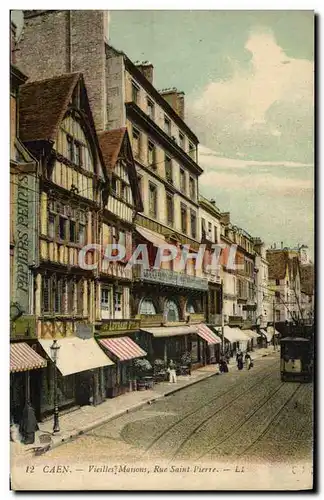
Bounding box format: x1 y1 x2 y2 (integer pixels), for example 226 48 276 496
10 8 314 491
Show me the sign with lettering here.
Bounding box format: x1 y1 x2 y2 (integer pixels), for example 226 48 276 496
100 319 140 333
13 173 38 314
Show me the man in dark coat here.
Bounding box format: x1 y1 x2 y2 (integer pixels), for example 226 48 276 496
19 402 39 444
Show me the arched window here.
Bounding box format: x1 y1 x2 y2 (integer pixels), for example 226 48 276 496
186 301 196 314
139 298 156 315
165 300 180 322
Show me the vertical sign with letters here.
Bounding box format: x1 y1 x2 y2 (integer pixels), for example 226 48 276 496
13 172 38 314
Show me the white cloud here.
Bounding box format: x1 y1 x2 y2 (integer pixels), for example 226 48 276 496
188 28 314 163
198 144 314 170
199 170 313 196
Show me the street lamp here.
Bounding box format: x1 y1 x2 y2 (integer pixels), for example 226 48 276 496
50 339 61 434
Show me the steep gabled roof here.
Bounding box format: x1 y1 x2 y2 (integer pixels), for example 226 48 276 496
18 72 107 182
300 264 315 296
266 250 288 280
19 72 80 143
98 128 126 172
98 128 143 212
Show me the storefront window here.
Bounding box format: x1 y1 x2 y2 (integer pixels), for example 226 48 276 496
186 301 195 314
165 300 180 322
139 298 156 315
191 339 199 363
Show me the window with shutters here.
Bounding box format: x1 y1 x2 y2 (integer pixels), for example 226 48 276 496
190 211 197 239
149 183 157 218
181 204 187 234
132 127 141 159
189 177 195 199
180 168 186 193
165 155 172 183
148 140 156 168
114 288 123 313
166 192 174 226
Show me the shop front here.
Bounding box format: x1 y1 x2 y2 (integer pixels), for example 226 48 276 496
98 336 147 398
10 342 47 424
195 323 222 365
140 325 196 368
38 336 114 418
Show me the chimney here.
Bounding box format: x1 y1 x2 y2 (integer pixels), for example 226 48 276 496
210 199 216 205
160 87 185 119
10 21 17 64
274 243 276 249
281 241 283 249
135 61 154 84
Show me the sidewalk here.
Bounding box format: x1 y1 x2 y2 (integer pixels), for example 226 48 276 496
11 346 278 465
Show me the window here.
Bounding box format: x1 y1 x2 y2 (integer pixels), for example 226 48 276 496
201 218 206 236
188 142 195 159
166 192 174 226
214 226 218 243
139 298 156 315
164 116 171 135
76 280 84 315
148 140 156 167
208 222 212 237
59 216 67 241
78 217 86 245
149 183 157 218
132 82 139 104
75 142 82 167
165 155 172 183
276 310 281 322
189 177 195 199
147 99 154 119
190 211 197 239
276 279 280 285
114 289 123 313
180 168 186 193
101 288 111 311
132 127 141 159
67 280 74 313
179 132 185 150
67 135 74 162
118 230 126 248
137 175 142 196
181 204 187 234
186 301 195 314
120 181 128 202
111 175 118 195
165 300 180 322
48 213 55 239
69 220 77 243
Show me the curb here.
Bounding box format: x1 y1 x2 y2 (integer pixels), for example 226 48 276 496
31 371 220 454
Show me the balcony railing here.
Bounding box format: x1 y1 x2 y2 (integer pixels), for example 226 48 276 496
133 266 208 291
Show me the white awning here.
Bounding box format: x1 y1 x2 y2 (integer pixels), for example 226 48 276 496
242 329 260 340
39 337 114 376
261 329 273 342
140 325 197 338
223 326 249 343
136 226 166 247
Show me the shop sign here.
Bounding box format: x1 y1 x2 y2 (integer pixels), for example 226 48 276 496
100 319 140 333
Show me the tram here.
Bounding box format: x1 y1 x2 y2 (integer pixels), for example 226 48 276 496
280 337 313 382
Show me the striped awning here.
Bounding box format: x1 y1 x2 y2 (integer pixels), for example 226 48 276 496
99 337 147 361
10 343 47 373
136 226 166 247
196 324 221 344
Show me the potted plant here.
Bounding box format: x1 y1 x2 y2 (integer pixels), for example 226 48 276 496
153 358 167 382
134 358 153 390
180 351 192 375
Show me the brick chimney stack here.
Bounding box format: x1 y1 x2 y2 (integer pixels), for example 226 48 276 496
135 61 154 84
160 88 185 120
220 212 230 225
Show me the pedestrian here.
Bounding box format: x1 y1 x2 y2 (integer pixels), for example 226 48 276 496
245 352 251 370
19 401 39 445
168 359 177 383
219 357 228 373
236 350 244 371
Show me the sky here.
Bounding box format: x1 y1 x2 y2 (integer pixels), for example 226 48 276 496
109 10 314 255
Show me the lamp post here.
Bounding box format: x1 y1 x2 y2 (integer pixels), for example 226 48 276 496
50 339 60 434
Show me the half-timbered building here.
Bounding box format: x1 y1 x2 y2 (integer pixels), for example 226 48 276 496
18 73 115 417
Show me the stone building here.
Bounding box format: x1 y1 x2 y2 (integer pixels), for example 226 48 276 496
14 9 220 371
